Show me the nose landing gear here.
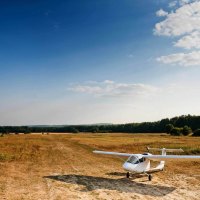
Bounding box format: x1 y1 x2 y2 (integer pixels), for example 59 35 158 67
144 172 153 181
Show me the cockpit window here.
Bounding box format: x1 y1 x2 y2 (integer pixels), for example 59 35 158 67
127 156 145 164
127 156 138 164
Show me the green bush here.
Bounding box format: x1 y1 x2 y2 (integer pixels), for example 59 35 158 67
182 126 192 136
193 129 200 136
170 127 183 136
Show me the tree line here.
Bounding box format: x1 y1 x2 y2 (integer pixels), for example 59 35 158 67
0 115 200 136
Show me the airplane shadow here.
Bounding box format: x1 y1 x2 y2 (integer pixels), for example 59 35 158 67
44 174 175 197
106 172 144 179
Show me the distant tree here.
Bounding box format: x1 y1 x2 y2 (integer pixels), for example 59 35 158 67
170 116 179 126
0 114 200 134
193 129 200 136
24 129 31 134
182 126 192 136
165 124 174 134
69 127 79 133
91 126 99 133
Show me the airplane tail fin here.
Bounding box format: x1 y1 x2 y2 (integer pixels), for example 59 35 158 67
146 147 184 170
147 147 184 155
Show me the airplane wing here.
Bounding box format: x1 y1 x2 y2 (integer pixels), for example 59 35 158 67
93 150 200 160
93 150 139 157
143 155 200 161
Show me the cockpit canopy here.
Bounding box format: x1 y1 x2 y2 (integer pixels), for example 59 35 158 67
127 155 146 164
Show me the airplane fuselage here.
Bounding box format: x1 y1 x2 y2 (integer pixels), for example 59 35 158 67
123 159 150 173
122 154 164 174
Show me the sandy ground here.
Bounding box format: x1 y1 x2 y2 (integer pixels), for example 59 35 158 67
0 133 200 200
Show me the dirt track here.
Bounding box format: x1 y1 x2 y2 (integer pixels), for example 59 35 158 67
0 133 200 200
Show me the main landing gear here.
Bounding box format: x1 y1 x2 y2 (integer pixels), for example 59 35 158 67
126 172 152 181
144 172 153 181
148 174 152 181
126 172 130 178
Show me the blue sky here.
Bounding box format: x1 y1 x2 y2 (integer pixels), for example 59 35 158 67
1 0 200 125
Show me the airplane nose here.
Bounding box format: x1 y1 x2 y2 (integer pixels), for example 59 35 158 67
123 162 136 171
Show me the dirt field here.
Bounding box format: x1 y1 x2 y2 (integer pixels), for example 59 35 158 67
0 133 200 200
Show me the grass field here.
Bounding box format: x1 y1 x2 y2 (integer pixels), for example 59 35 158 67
0 133 200 200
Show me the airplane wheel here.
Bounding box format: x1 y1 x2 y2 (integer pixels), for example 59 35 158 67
148 174 152 181
126 172 130 178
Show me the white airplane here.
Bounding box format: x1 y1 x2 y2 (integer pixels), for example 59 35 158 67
93 147 200 181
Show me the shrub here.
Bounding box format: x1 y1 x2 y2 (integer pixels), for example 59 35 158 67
170 127 183 136
182 126 192 136
193 129 200 136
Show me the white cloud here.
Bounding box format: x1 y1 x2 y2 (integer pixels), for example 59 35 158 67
169 1 178 7
179 0 191 5
154 1 200 36
103 80 114 84
127 54 134 58
69 85 102 94
68 80 158 97
156 9 168 17
155 1 200 66
179 0 200 6
157 51 200 66
174 31 200 49
169 1 200 8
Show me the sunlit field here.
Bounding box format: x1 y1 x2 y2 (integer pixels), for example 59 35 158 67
0 133 200 200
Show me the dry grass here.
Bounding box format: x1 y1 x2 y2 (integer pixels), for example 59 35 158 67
0 133 200 200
